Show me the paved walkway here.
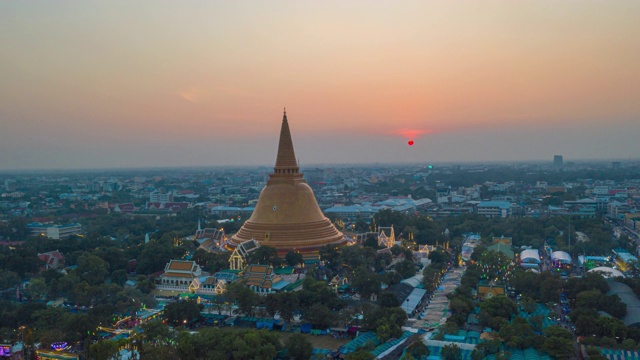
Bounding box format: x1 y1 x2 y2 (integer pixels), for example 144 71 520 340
412 266 465 329
423 338 477 351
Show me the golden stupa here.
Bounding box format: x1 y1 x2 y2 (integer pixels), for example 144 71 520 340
227 110 347 258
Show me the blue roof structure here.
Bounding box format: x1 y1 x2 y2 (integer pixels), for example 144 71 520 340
402 288 427 315
478 201 511 209
211 206 241 211
324 204 386 215
401 274 424 288
614 248 638 264
214 271 239 282
271 280 290 291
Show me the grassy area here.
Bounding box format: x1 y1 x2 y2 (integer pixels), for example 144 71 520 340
279 332 351 351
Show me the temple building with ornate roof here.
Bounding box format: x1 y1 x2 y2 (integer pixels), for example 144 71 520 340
226 110 348 259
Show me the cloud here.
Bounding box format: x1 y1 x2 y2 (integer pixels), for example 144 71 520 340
178 87 208 103
390 128 435 139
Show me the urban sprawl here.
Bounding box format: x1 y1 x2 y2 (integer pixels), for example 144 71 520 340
1 157 640 360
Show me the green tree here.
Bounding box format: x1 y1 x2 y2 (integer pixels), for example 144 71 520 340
422 266 444 292
428 249 448 264
472 339 501 360
538 271 563 303
363 234 379 249
88 339 121 360
361 304 407 333
442 344 461 360
354 216 369 232
74 254 110 286
226 282 257 316
565 272 609 301
530 315 544 332
110 269 128 287
576 289 602 309
406 340 429 359
0 270 20 290
542 326 575 359
379 292 400 308
304 304 336 328
622 338 637 350
599 294 627 319
502 317 535 349
139 341 177 360
275 292 300 322
344 349 375 360
479 296 517 324
32 307 68 332
135 240 177 275
319 245 340 265
520 296 536 314
585 347 608 360
449 297 473 316
442 319 459 335
94 246 128 272
394 260 416 279
376 321 402 342
163 300 203 327
595 316 627 339
136 275 156 294
340 245 376 270
137 321 175 348
510 269 541 300
285 251 304 267
233 329 280 360
298 276 341 311
285 333 313 360
376 252 393 271
248 246 281 267
41 269 63 286
27 278 47 301
351 266 381 300
48 273 80 299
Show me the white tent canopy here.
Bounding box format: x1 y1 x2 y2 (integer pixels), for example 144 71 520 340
551 251 572 264
588 267 624 278
520 249 540 263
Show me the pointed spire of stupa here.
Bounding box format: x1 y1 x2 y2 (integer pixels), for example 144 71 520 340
197 219 202 231
274 108 299 174
227 110 346 259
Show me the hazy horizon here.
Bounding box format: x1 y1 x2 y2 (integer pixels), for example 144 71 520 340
2 1 639 170
2 156 638 175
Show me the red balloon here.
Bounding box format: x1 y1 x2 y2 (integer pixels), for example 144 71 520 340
408 140 414 146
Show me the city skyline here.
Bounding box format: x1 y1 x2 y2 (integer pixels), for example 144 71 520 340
1 1 640 170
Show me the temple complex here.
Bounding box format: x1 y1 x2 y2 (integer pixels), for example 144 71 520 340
227 110 347 259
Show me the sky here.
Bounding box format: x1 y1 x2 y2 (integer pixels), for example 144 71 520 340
1 1 639 170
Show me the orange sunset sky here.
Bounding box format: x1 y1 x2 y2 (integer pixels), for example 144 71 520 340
1 1 639 170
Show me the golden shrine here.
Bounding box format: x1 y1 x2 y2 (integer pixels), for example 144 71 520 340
227 110 347 259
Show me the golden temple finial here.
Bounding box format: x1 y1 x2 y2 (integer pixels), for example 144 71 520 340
274 109 298 172
284 107 286 116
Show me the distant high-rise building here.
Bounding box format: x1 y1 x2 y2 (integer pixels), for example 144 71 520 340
27 222 82 240
303 168 326 189
150 191 173 203
553 155 563 167
4 179 15 191
612 161 621 169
